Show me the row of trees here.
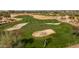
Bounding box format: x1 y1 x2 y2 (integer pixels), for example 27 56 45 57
0 11 11 18
1 10 79 16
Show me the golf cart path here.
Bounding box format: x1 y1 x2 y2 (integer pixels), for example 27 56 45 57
5 23 28 31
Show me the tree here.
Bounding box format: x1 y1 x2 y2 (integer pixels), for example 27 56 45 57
43 38 52 48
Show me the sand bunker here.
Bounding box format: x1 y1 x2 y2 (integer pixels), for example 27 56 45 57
5 23 28 31
45 23 61 25
11 13 79 27
11 14 56 20
15 18 22 21
10 18 22 21
33 15 56 20
32 29 56 37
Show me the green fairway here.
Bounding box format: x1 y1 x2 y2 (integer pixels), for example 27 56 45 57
1 15 79 48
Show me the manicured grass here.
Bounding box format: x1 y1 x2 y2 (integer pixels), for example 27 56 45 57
16 16 79 48
1 15 79 48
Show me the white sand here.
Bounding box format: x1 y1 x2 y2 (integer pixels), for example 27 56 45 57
15 18 22 21
32 29 56 37
45 23 61 25
5 23 28 31
32 15 55 20
11 13 56 20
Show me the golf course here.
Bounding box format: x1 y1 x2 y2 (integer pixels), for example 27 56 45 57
0 11 79 48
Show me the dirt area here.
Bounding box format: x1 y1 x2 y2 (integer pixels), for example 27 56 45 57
67 44 79 48
32 29 56 37
5 23 28 31
0 17 22 24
